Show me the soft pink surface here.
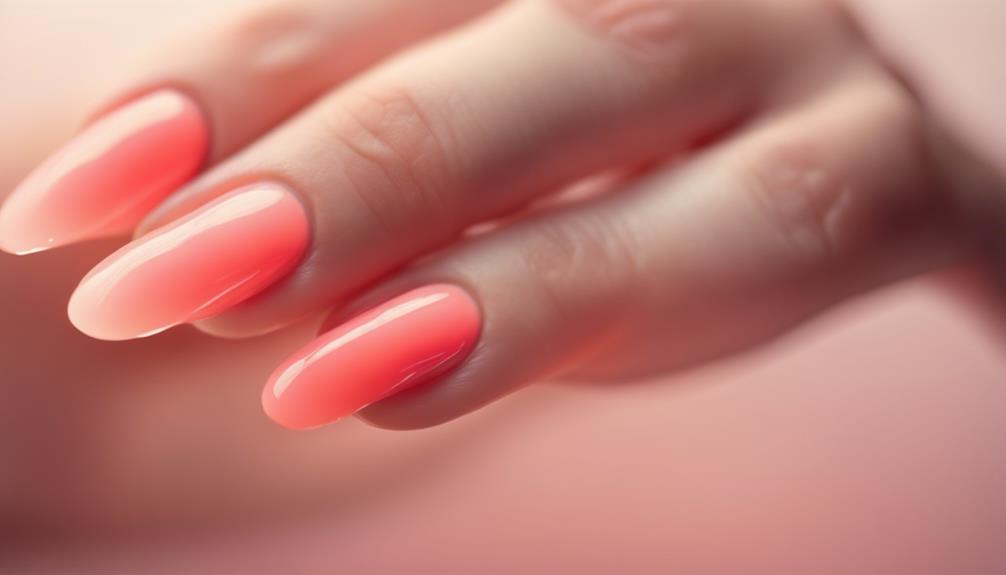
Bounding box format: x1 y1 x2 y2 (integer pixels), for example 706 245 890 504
0 89 207 255
0 1 1004 573
68 183 309 340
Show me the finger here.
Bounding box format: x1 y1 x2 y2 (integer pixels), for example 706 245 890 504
262 64 960 430
0 0 499 254
117 0 836 342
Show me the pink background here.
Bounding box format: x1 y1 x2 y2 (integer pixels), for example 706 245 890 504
1 1 1004 572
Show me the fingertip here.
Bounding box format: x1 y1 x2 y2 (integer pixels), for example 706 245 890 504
260 284 482 431
354 400 459 431
0 89 209 255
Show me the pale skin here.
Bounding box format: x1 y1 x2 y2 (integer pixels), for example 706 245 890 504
2 0 1005 545
84 0 998 428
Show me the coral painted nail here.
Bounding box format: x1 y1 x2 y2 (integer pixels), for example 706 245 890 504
0 89 208 255
68 183 309 341
263 285 481 430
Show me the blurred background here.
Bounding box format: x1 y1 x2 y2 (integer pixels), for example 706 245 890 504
1 1 1005 573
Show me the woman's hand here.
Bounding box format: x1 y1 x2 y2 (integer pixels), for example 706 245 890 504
0 0 995 430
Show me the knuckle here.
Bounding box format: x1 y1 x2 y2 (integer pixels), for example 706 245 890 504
225 2 325 78
321 84 457 231
732 140 853 267
519 213 642 318
548 0 688 62
728 82 950 277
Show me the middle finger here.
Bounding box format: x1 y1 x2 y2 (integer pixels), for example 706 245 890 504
69 0 840 341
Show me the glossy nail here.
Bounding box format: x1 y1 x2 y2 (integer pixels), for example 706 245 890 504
263 285 481 430
68 183 309 341
0 89 208 255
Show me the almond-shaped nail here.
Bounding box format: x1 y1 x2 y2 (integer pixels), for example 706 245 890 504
0 89 208 255
68 183 309 340
263 285 481 430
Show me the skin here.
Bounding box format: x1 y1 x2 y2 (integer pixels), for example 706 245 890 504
1 0 1005 566
31 0 993 429
847 0 1006 255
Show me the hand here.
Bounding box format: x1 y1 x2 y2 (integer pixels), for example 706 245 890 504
0 0 997 432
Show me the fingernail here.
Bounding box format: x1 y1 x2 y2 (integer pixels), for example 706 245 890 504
0 89 208 255
263 284 481 430
68 183 309 341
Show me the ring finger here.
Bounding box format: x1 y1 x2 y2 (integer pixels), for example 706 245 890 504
266 60 958 430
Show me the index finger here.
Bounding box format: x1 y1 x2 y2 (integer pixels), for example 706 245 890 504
0 0 500 254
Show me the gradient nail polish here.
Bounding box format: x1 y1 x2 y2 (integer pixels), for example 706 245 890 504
263 285 481 430
68 183 309 341
0 89 208 255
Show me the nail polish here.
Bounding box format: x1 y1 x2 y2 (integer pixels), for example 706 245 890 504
68 183 309 341
263 285 481 430
0 89 208 255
